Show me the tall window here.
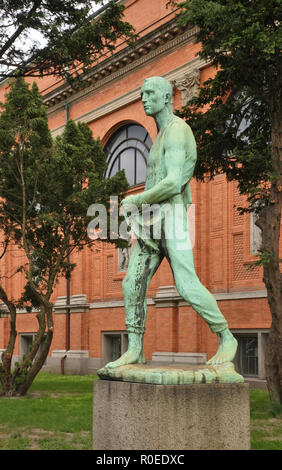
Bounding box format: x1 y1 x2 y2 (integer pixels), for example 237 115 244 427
105 123 152 186
102 332 128 365
233 334 259 376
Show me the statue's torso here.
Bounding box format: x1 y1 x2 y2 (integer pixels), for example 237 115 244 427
145 115 197 206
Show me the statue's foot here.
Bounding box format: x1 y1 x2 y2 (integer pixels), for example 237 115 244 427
104 349 145 369
206 329 238 366
138 354 147 365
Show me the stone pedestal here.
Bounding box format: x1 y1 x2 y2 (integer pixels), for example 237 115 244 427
93 379 250 450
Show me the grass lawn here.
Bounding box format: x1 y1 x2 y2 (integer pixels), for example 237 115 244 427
0 372 281 450
0 372 99 450
250 388 282 450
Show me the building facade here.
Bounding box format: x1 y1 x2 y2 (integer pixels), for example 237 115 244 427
0 0 276 382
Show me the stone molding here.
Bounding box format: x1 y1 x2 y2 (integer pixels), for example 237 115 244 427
154 285 267 308
213 290 267 301
153 285 180 307
50 56 207 137
44 18 199 110
0 303 40 315
51 87 142 137
89 298 155 309
86 287 268 310
51 349 89 358
1 288 268 317
46 20 207 137
54 294 90 314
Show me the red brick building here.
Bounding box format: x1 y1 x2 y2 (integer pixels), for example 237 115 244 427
0 0 277 382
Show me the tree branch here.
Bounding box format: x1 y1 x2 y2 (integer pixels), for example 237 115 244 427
0 1 42 59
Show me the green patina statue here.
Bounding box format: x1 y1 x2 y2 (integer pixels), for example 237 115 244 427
98 76 242 384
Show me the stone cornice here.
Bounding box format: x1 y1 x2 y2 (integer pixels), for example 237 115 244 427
50 56 208 137
43 17 199 112
54 294 90 314
86 288 268 310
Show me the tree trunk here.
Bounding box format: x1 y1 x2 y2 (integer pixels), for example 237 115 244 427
261 195 282 403
257 93 282 404
0 291 17 396
0 297 54 397
16 299 54 396
17 329 53 396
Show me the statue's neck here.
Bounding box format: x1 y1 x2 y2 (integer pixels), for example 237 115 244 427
154 107 174 132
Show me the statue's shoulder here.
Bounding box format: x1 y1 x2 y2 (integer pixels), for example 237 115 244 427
170 115 192 131
165 115 193 139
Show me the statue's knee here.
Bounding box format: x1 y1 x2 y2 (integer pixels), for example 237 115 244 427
122 276 142 305
122 275 133 298
174 274 200 300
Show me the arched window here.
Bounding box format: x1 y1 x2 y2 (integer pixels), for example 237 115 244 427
104 123 152 186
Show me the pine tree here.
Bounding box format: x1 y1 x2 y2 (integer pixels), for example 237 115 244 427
0 1 135 80
0 78 129 396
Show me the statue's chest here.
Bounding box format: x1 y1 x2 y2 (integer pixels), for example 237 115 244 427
145 134 166 190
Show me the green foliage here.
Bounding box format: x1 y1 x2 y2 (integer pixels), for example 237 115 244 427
175 0 281 205
0 77 129 302
0 1 135 80
247 250 277 270
0 77 129 396
13 360 33 390
0 77 52 242
177 0 281 96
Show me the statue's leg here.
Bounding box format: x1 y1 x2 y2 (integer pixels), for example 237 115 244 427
164 215 237 365
105 240 162 368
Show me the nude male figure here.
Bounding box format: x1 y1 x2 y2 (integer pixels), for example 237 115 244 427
105 76 237 368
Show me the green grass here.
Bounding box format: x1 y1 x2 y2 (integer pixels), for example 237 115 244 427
250 389 282 450
0 372 99 450
0 373 281 450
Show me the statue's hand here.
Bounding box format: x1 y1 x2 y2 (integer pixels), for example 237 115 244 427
122 194 143 210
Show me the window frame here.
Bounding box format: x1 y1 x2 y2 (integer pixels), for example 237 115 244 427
104 123 152 187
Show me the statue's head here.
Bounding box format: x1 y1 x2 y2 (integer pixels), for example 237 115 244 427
141 77 173 117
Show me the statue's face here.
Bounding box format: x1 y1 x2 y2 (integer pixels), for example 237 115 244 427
141 79 167 116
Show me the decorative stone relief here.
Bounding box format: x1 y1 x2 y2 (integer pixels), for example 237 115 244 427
172 68 201 106
118 238 132 272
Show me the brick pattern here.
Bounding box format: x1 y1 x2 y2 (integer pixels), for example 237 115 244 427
233 185 245 226
105 254 123 298
233 234 261 280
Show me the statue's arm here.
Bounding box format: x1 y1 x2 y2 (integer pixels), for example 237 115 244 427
122 122 196 208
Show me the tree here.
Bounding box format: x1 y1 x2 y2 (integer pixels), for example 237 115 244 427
0 0 134 81
171 0 282 403
0 77 129 396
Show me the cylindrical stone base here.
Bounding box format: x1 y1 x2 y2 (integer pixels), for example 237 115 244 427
93 380 250 450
